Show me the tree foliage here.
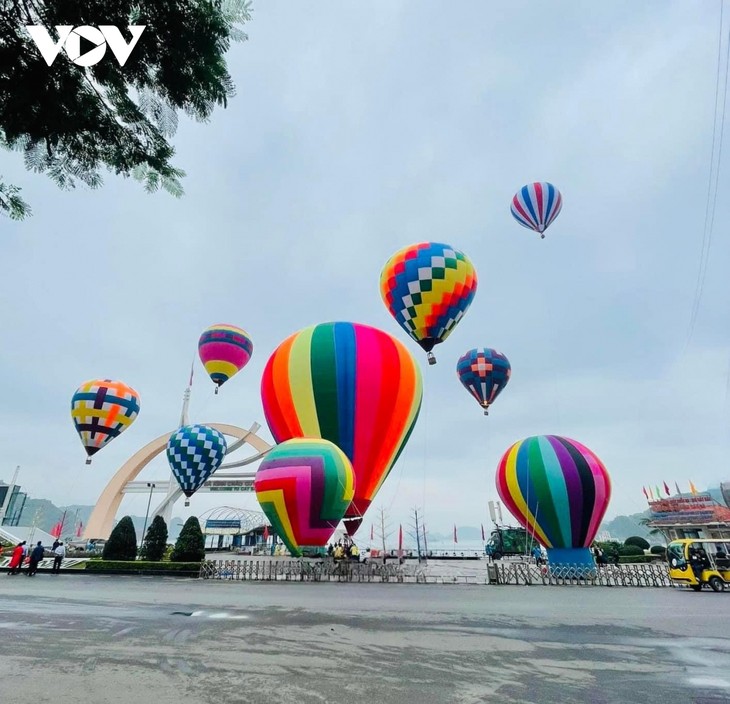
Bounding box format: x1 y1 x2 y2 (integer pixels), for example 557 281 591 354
102 515 138 561
171 515 205 562
0 0 251 219
624 536 650 551
139 515 168 561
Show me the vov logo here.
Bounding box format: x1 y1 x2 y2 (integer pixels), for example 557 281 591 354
26 25 146 67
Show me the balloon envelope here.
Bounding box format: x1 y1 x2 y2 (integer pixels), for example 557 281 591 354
380 242 477 361
495 435 611 549
166 424 227 497
254 438 355 557
198 324 253 391
456 348 511 413
71 379 140 461
511 182 563 236
261 321 422 534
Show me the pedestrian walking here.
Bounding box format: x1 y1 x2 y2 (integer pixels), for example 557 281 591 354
7 542 24 575
27 541 45 576
52 541 65 573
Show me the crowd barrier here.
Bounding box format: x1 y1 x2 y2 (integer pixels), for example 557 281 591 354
199 558 674 587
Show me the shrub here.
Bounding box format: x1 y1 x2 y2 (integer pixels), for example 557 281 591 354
140 516 168 562
618 544 644 557
618 554 656 564
650 545 666 555
85 560 200 572
102 516 138 561
624 536 650 551
171 516 205 562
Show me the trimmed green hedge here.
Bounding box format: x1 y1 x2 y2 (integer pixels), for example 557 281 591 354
85 560 201 572
618 555 659 564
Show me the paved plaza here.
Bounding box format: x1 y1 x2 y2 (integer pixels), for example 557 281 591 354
1 575 729 703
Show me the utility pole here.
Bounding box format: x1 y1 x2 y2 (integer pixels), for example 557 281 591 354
141 482 156 546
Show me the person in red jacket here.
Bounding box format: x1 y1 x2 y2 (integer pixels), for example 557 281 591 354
7 542 25 575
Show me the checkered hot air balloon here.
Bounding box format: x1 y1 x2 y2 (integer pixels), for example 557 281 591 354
510 182 563 238
71 379 140 464
198 324 253 394
166 424 227 504
380 242 478 365
456 348 511 415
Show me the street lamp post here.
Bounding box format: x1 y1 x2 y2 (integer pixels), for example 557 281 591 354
141 482 156 548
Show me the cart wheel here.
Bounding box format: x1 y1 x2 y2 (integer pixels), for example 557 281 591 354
709 576 725 592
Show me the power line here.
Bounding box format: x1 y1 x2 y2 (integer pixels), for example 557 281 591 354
684 0 728 352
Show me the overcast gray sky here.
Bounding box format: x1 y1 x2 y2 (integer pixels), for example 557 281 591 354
2 0 729 535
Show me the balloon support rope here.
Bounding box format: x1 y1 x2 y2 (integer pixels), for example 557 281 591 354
427 352 436 365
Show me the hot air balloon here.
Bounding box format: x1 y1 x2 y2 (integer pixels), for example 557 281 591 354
71 379 140 464
456 348 511 415
166 424 227 506
261 321 422 535
254 438 355 557
496 435 611 570
510 182 563 238
380 242 478 365
198 324 253 394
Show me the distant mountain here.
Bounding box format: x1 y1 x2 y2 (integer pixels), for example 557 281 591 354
12 498 185 542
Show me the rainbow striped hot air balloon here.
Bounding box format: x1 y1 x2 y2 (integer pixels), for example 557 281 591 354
496 435 611 569
510 182 563 239
261 322 422 535
254 438 355 557
198 324 253 394
71 379 140 464
380 242 478 365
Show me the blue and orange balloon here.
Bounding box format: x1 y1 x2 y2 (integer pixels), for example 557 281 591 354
198 324 253 394
380 242 478 365
456 348 511 415
496 436 611 568
261 321 422 535
511 182 563 239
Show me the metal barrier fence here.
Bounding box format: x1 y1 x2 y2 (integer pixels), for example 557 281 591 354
199 559 673 587
492 562 673 587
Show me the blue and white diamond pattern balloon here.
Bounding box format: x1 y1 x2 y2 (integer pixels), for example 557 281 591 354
166 424 227 498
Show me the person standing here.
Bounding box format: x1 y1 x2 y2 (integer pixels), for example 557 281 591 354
27 541 45 577
7 542 24 575
52 541 65 573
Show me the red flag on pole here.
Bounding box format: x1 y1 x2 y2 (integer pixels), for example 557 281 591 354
663 481 670 496
76 521 83 538
263 525 269 541
370 524 374 541
453 524 458 544
481 523 485 541
398 524 403 556
51 522 61 538
675 481 681 496
642 486 648 500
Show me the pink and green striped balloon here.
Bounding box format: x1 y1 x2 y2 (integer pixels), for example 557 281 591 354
496 435 611 549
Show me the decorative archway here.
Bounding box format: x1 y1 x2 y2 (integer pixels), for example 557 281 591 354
83 423 273 540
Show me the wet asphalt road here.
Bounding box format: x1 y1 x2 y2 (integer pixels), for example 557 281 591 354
0 575 729 704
